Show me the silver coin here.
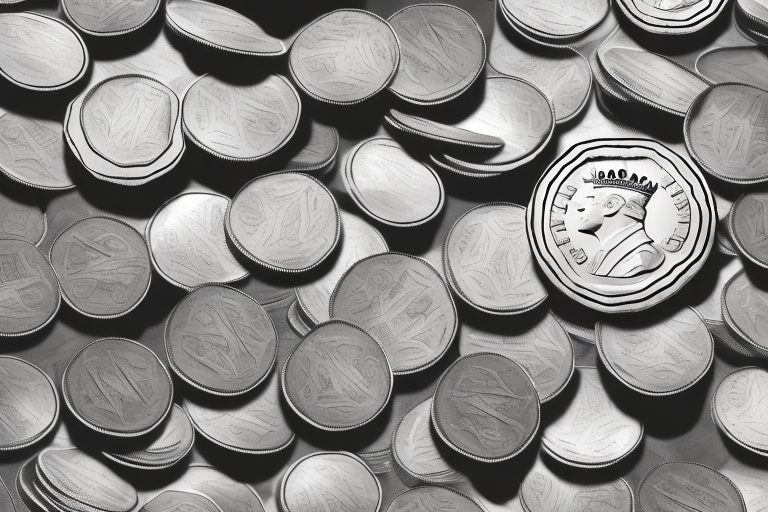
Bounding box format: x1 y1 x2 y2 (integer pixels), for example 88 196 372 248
0 12 88 91
165 0 285 56
17 460 47 512
737 0 768 31
722 269 768 356
696 46 768 89
290 9 400 105
500 0 609 41
384 110 505 149
689 256 742 325
281 121 339 172
388 486 483 512
226 172 341 273
729 192 768 268
330 252 457 375
721 463 768 512
62 0 160 36
0 190 46 245
141 490 222 512
287 300 312 336
638 462 746 512
542 367 643 468
713 367 768 454
343 138 445 227
387 4 486 105
616 0 730 35
167 464 266 512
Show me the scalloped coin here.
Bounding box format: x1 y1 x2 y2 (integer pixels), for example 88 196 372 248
388 486 482 512
62 0 160 36
638 462 746 512
616 0 730 35
713 367 768 454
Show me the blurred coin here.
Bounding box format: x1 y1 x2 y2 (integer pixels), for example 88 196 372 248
282 320 392 431
62 0 160 36
721 463 768 512
384 110 504 149
141 490 222 512
388 4 485 105
638 462 746 512
616 0 729 35
722 269 768 356
0 190 45 245
281 121 339 172
432 353 540 462
388 486 482 512
226 172 340 273
713 367 768 454
500 0 608 43
16 460 46 512
730 192 768 268
696 46 768 89
330 252 457 374
62 337 174 437
0 13 88 91
0 478 12 512
171 464 266 512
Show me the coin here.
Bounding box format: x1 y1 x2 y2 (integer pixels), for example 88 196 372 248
459 312 574 402
165 285 278 396
445 203 548 315
146 192 249 291
343 138 445 227
722 269 768 356
729 192 768 268
0 356 59 451
388 486 483 512
713 367 768 454
527 138 716 313
0 190 46 245
279 451 382 512
226 172 341 273
597 307 714 395
0 12 88 91
638 462 746 512
62 337 174 437
500 0 609 42
184 373 294 454
281 320 393 431
16 460 45 512
49 216 152 319
387 4 485 105
0 239 60 337
542 367 643 468
170 464 266 512
431 353 540 462
721 463 768 512
141 490 222 512
62 0 160 36
737 0 768 35
287 300 311 336
289 9 400 105
696 46 768 89
330 252 457 374
616 0 730 35
280 121 339 172
165 0 285 56
384 110 505 149
182 74 301 162
0 478 12 512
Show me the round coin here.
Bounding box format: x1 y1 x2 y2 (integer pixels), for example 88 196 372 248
0 190 46 245
343 138 445 227
282 320 392 431
729 192 768 268
722 269 768 356
170 464 266 512
226 172 340 273
616 0 730 35
165 285 278 396
388 4 485 105
289 9 400 105
713 367 768 454
141 490 222 512
431 352 540 462
0 239 60 337
638 462 746 512
388 486 482 512
527 138 716 313
500 0 609 41
62 337 174 437
49 216 152 319
62 0 160 36
330 252 457 375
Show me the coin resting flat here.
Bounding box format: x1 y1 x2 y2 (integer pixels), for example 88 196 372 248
713 367 768 454
62 0 160 36
388 486 483 512
638 462 746 512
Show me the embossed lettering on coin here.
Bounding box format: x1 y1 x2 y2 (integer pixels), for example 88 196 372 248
62 0 160 36
713 367 768 454
696 46 768 89
0 191 45 245
638 462 746 512
388 486 483 512
729 192 768 268
722 269 768 355
141 490 222 512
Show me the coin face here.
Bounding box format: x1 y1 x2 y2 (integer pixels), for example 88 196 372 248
289 9 400 104
500 0 609 40
170 465 266 512
0 13 88 91
62 0 160 36
281 121 339 172
729 192 768 268
50 216 152 319
696 46 768 89
282 320 392 430
331 252 457 374
528 138 715 313
165 0 286 56
388 486 483 512
0 239 60 337
616 0 729 34
141 490 222 512
638 462 746 512
226 172 340 272
388 4 485 105
146 192 249 291
385 110 505 149
432 353 540 462
713 367 768 454
0 191 45 245
722 269 768 355
542 367 643 467
182 74 301 161
721 463 768 512
343 138 445 227
62 337 174 437
280 452 381 512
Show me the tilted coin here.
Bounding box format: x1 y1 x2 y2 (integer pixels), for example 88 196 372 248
542 367 643 468
287 300 311 336
62 0 160 36
330 252 457 374
722 269 768 356
596 307 714 395
527 138 716 313
721 463 768 512
16 460 45 512
141 490 222 512
0 190 46 245
281 320 393 431
431 353 540 462
0 13 88 91
387 4 485 105
713 367 768 454
616 0 730 35
459 312 574 402
388 486 482 512
737 0 768 33
280 121 339 172
62 337 174 437
343 138 445 227
0 239 60 337
289 9 400 105
226 172 340 273
171 464 266 512
0 478 12 512
638 462 746 512
729 192 768 268
165 0 285 56
165 285 278 396
146 192 249 291
713 191 737 256
279 451 382 512
182 74 301 162
500 0 609 42
445 203 548 315
49 216 152 319
0 356 59 451
384 110 505 149
696 46 768 89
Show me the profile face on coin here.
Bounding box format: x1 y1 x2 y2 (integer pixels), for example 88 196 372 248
62 338 174 437
713 367 768 454
62 0 160 36
527 138 715 313
388 486 483 512
432 353 540 462
722 269 768 355
638 462 746 512
0 191 46 245
729 192 768 268
141 490 222 512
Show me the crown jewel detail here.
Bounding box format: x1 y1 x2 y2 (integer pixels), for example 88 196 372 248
584 168 658 196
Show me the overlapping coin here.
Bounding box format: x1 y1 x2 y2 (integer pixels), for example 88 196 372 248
141 490 223 512
638 462 746 512
721 269 768 356
62 0 160 36
736 0 768 43
712 367 768 455
0 190 46 245
695 46 768 89
499 0 609 45
729 192 768 268
388 486 482 512
616 0 730 35
384 109 505 149
280 121 339 172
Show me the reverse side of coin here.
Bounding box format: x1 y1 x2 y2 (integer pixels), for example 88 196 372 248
696 46 768 89
62 337 174 437
388 486 482 512
62 0 160 36
170 464 266 512
141 490 222 512
432 353 540 462
616 0 729 35
281 121 339 172
722 269 768 356
384 110 505 149
0 190 46 245
638 462 746 512
500 0 609 41
729 192 768 268
713 367 768 454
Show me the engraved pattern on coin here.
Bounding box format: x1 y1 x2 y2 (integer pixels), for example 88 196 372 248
0 191 45 245
501 0 609 38
141 490 222 512
730 192 768 267
723 270 768 354
388 486 483 512
638 462 746 512
62 0 160 36
714 367 768 453
618 0 729 34
170 465 266 512
696 46 768 89
721 464 768 512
